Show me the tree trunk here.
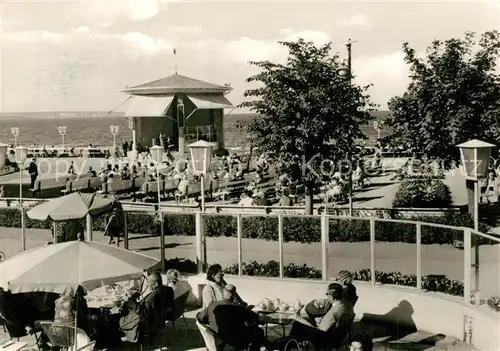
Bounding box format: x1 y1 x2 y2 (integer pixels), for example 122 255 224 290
305 184 314 215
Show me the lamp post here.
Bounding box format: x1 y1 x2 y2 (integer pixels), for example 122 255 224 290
11 127 19 147
188 140 214 271
150 145 165 273
373 121 382 140
457 139 495 304
57 126 67 149
15 146 28 251
110 125 119 158
337 39 354 217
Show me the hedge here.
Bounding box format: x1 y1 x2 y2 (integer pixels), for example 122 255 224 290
0 207 487 245
164 258 464 297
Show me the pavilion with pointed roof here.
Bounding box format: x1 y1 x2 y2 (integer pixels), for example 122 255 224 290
123 73 233 154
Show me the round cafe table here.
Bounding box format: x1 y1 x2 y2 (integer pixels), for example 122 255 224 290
255 311 295 337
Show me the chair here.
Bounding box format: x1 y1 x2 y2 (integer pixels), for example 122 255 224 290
72 340 96 351
196 320 218 351
165 292 191 332
0 316 7 333
39 321 90 351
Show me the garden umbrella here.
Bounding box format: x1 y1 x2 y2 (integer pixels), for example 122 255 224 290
0 239 159 294
26 192 116 221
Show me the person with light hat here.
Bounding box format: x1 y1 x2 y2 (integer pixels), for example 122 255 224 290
336 270 358 307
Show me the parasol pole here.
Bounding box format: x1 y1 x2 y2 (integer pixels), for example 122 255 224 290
74 289 78 351
74 310 78 351
86 214 93 241
53 220 57 244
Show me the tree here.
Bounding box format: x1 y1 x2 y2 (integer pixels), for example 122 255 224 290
240 39 375 214
384 31 500 169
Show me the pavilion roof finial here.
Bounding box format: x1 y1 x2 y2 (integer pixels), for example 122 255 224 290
171 48 183 75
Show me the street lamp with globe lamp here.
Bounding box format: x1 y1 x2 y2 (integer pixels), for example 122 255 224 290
15 146 28 251
337 39 355 217
150 145 165 272
457 139 495 304
110 125 119 158
11 127 19 147
188 140 214 272
57 126 67 149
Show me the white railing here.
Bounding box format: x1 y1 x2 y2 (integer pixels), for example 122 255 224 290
193 212 500 308
2 203 499 309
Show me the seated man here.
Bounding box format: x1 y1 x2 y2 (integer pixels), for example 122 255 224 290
197 285 273 351
118 298 141 343
290 283 355 351
139 272 174 341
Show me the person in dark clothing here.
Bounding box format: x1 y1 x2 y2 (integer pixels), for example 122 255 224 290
139 272 174 342
197 285 273 351
122 140 129 156
0 289 58 349
27 158 38 189
104 207 122 244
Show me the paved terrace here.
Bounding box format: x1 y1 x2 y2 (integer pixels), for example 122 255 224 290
0 308 477 351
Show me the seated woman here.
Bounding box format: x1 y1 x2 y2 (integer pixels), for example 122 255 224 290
166 269 199 306
202 264 249 308
53 287 90 330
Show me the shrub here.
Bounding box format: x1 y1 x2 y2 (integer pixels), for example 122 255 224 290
167 258 464 297
392 179 452 208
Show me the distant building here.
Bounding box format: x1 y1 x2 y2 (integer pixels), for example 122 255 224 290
123 73 233 153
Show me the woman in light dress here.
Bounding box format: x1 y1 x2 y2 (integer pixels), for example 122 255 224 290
201 264 248 308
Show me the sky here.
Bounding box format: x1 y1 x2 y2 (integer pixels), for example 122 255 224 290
0 0 499 113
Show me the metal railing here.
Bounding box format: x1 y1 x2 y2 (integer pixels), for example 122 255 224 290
2 202 499 309
189 211 499 309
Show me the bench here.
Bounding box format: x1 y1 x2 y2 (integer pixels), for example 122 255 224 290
61 176 103 195
100 179 135 196
136 178 180 200
31 178 68 197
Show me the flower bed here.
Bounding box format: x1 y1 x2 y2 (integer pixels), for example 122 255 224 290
164 258 464 297
0 207 483 245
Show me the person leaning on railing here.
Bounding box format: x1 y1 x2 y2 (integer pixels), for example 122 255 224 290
202 264 249 308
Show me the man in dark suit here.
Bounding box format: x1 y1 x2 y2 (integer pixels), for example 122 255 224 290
197 285 273 351
27 158 38 189
140 272 174 341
